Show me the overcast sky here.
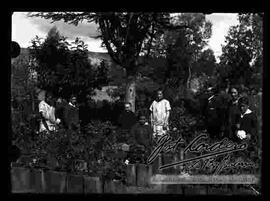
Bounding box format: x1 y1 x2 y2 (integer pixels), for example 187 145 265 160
12 12 239 61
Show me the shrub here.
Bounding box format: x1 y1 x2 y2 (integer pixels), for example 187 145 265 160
12 119 131 183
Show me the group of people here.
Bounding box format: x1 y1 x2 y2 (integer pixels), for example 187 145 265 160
202 85 260 153
38 86 260 150
37 89 172 148
11 85 261 167
38 92 80 133
117 89 171 150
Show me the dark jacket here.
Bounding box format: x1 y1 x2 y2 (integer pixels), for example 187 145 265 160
79 104 91 128
239 111 258 139
55 100 69 129
65 103 80 130
228 100 241 137
206 95 222 127
130 123 153 148
118 110 137 130
239 110 258 154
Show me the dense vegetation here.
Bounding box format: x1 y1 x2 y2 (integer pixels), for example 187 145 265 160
11 13 262 185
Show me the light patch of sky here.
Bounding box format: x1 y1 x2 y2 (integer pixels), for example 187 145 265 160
12 12 107 52
12 12 240 60
206 13 239 62
12 12 47 48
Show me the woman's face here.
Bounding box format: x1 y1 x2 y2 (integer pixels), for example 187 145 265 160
230 88 238 100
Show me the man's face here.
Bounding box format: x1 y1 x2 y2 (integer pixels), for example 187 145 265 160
230 88 238 100
124 103 131 111
139 116 146 125
157 91 163 100
70 97 77 105
207 87 213 96
26 94 31 101
239 103 248 114
251 89 257 96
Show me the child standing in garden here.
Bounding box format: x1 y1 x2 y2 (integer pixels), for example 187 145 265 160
150 89 171 139
129 113 153 164
130 113 153 149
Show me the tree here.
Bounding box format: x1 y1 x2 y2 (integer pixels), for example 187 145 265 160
28 12 187 112
29 26 108 102
162 13 212 99
192 48 216 77
11 52 37 112
219 13 263 88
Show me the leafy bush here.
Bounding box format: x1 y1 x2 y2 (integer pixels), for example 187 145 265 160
12 119 132 183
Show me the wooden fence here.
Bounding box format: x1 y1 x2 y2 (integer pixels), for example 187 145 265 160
10 164 257 195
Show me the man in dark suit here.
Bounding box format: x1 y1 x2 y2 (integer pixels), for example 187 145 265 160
118 102 137 131
55 96 69 129
227 87 241 141
65 95 80 131
205 87 223 140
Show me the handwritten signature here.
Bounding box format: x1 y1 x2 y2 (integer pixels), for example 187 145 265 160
147 133 257 173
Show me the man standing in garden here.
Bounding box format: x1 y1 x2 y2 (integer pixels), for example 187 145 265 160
130 113 153 149
118 102 137 131
150 89 171 139
55 94 69 129
227 87 241 141
205 87 223 140
129 113 153 164
65 95 80 131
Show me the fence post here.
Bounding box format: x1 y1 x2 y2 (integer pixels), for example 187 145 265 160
29 168 43 193
103 179 126 193
179 148 184 173
66 174 84 193
84 176 103 193
126 164 136 186
136 164 150 187
11 167 34 193
42 170 67 193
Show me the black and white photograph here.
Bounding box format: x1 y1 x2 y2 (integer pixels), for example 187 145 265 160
10 12 263 195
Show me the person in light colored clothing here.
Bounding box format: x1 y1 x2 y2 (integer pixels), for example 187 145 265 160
150 89 171 138
39 92 61 132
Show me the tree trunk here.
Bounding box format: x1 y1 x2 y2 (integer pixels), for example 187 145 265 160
125 77 136 113
186 63 191 90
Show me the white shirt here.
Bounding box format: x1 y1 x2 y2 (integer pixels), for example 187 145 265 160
38 100 57 132
69 102 76 108
150 99 171 126
240 108 252 118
